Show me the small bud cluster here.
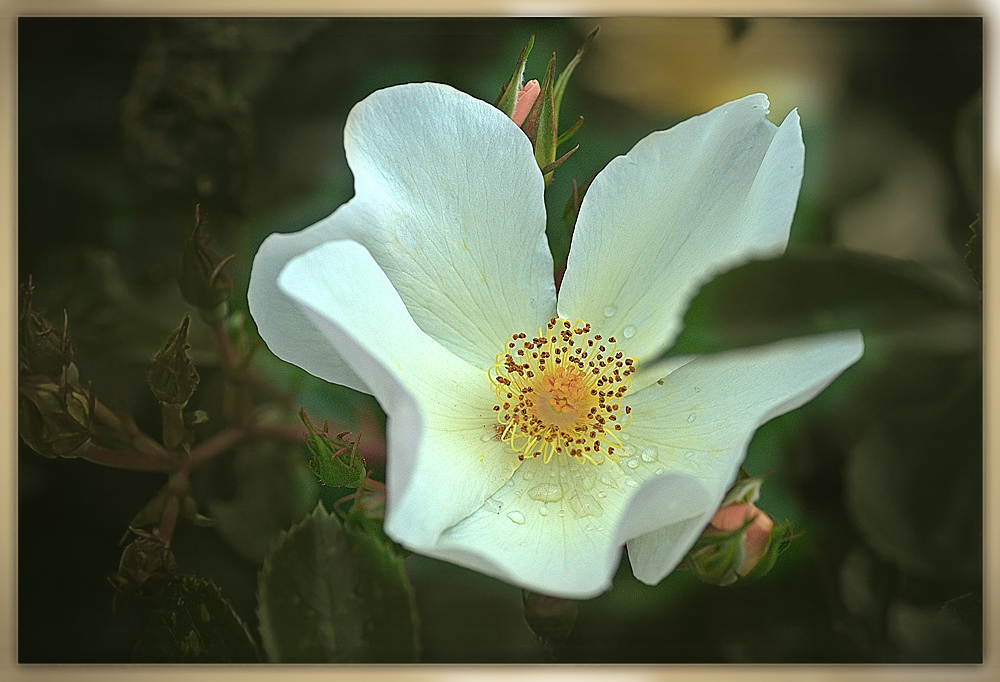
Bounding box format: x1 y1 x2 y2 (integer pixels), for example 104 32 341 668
18 282 94 458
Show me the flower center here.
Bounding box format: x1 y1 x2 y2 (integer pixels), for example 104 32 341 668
489 317 638 464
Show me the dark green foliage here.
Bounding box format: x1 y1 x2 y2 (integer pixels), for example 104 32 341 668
257 504 419 662
131 576 259 663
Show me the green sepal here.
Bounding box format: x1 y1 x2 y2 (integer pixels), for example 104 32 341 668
737 519 796 584
556 115 584 147
552 26 598 127
131 575 260 663
179 205 234 314
495 34 535 117
301 408 366 489
19 281 74 378
519 52 558 183
721 471 763 506
684 518 753 587
257 503 420 663
147 314 199 407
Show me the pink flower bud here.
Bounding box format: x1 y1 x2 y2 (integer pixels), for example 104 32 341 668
512 79 541 126
708 502 775 576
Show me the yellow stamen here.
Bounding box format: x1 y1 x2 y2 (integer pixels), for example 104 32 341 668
489 317 638 464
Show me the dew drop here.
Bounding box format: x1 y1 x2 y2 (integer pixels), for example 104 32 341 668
539 506 549 517
485 497 503 513
480 433 493 442
684 450 696 460
626 458 640 469
597 490 607 498
528 483 565 503
687 413 697 423
603 305 617 318
624 478 638 488
523 470 535 481
623 444 636 456
620 432 630 441
507 510 526 525
622 325 636 339
558 510 566 517
641 446 658 463
600 473 619 489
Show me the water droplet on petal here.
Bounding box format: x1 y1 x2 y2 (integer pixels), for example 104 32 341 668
626 458 640 470
528 483 565 503
622 325 636 339
507 511 526 525
523 470 534 481
684 450 695 460
620 432 630 441
600 474 619 489
641 447 658 463
539 506 549 517
687 413 697 423
655 467 664 475
480 433 493 442
597 491 607 498
558 509 566 517
625 478 638 488
485 497 503 513
623 444 636 456
603 305 617 318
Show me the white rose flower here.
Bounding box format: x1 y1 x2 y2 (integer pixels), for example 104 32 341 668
249 83 862 599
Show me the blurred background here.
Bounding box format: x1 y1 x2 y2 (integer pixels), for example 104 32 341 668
18 17 982 663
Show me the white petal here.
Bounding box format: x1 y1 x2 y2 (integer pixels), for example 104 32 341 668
250 83 556 391
277 240 520 548
558 95 805 361
431 453 711 599
623 330 864 584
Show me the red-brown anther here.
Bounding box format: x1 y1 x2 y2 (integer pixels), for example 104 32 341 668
488 317 638 465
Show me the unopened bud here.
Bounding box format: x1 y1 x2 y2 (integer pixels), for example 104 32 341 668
19 375 94 458
19 282 73 378
111 527 176 594
709 503 774 575
148 315 199 406
686 502 792 586
512 79 540 126
301 409 366 489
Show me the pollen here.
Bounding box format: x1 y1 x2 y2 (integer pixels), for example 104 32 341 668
489 317 638 465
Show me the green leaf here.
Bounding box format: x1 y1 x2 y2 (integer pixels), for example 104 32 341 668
666 248 980 357
147 314 199 406
494 34 535 117
131 575 259 663
257 503 419 662
300 408 366 489
845 377 981 581
209 439 320 564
